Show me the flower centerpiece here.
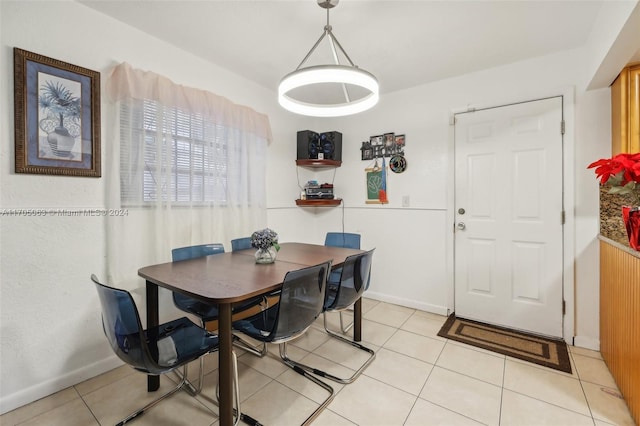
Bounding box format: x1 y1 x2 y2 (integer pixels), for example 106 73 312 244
250 228 281 264
588 152 640 249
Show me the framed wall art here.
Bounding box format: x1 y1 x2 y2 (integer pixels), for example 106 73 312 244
14 48 101 177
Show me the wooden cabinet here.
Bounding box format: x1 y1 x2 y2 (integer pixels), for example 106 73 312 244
599 238 640 425
295 159 342 207
611 62 640 155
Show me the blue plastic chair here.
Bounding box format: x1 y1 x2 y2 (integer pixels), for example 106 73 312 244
91 274 241 426
292 249 376 384
232 262 335 425
171 244 226 329
172 243 269 363
324 232 361 250
230 237 252 251
324 232 361 331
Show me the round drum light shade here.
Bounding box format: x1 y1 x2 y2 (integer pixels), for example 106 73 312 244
278 65 379 117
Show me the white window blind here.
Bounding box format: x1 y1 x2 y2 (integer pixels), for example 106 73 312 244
120 99 253 206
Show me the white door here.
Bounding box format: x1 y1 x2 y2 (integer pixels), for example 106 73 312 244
454 97 564 338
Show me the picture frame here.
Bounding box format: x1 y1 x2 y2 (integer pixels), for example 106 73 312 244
14 48 101 177
361 141 374 161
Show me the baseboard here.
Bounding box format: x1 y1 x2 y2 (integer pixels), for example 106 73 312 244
573 335 601 351
0 355 123 415
365 291 449 316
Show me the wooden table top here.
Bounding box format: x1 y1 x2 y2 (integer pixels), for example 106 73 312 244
138 242 362 304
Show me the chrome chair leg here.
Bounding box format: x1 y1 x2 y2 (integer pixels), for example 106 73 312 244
338 308 355 333
278 343 335 426
211 351 252 426
172 339 209 396
232 335 269 357
116 364 191 426
284 312 376 384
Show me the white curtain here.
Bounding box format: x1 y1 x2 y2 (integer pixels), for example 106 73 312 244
105 63 271 289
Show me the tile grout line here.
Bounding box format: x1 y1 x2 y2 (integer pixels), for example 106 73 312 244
569 350 599 425
497 354 506 425
76 386 104 426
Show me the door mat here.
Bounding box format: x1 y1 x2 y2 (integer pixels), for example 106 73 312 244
437 314 572 374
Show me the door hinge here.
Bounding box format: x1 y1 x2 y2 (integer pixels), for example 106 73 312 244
562 300 566 315
560 120 565 135
561 210 566 224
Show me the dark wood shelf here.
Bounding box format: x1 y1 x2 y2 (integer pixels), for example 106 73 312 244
295 199 342 207
295 159 342 168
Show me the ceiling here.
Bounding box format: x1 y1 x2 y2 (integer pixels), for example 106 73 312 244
80 0 612 95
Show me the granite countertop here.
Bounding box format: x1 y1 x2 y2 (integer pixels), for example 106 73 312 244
599 186 637 248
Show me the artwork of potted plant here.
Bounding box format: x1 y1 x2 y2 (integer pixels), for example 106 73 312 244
38 80 81 157
250 228 281 264
588 153 640 250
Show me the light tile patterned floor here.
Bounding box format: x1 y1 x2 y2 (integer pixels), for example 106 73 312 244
2 298 636 426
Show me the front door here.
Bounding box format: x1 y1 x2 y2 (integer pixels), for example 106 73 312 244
454 97 564 338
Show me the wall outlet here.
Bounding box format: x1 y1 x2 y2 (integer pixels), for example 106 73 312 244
402 195 410 207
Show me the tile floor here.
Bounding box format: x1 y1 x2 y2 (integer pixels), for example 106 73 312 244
2 298 637 426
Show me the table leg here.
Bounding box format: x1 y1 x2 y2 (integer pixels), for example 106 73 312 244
146 281 160 391
218 303 233 426
354 298 362 342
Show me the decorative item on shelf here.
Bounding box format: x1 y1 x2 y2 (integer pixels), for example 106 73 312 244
588 152 640 250
250 228 281 264
297 130 342 161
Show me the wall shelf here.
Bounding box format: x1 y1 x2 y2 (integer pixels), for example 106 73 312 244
295 199 342 207
295 159 342 168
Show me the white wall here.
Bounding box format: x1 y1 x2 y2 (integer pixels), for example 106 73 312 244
0 0 308 414
1 0 637 416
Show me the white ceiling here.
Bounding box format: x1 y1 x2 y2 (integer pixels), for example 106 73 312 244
80 0 611 94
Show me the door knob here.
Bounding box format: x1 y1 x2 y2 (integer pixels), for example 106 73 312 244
457 222 466 230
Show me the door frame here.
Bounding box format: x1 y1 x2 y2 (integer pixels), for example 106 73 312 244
446 88 575 344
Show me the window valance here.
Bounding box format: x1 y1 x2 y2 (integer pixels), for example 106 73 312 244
107 62 272 143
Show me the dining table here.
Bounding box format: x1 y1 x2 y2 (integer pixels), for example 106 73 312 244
138 242 365 426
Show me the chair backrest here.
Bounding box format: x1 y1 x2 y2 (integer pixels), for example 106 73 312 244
326 249 375 311
324 232 361 249
171 243 225 262
269 262 330 343
171 244 225 308
231 237 252 251
92 274 161 374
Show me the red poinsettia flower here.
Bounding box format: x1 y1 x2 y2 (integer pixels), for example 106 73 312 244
588 153 640 205
588 153 640 185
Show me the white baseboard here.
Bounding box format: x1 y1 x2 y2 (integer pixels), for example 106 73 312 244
365 291 449 316
573 335 600 351
0 355 123 415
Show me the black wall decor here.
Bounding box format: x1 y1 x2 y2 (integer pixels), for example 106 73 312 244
362 133 405 160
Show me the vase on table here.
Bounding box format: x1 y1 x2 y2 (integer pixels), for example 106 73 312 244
255 246 277 264
622 206 640 250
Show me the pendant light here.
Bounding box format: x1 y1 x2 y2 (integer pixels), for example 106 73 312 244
278 0 379 117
